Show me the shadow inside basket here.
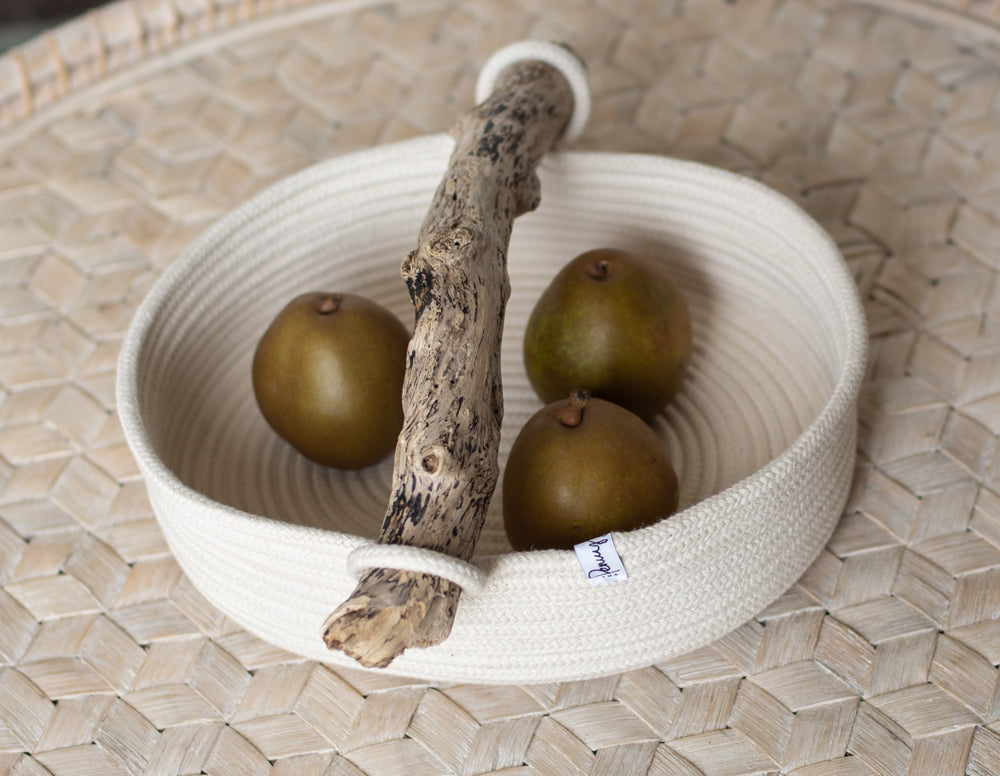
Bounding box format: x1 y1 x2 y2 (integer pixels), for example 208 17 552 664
128 140 854 560
116 137 867 680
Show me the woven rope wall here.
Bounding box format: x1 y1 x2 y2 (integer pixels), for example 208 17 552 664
1 0 1000 774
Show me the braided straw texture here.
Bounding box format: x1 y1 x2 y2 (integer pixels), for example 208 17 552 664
1 0 1000 773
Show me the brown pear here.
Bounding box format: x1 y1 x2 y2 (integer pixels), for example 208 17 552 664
502 389 679 551
252 291 409 470
523 247 692 422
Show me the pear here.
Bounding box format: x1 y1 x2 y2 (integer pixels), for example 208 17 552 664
252 291 409 470
502 389 679 551
523 247 692 422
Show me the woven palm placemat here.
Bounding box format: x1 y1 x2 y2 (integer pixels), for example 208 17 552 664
1 0 999 774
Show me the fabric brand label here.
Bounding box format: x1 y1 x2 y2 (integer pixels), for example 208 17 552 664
574 532 628 585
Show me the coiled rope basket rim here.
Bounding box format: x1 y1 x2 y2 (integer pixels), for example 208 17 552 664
116 130 867 684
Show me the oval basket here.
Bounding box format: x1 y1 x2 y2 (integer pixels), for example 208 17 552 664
117 133 867 684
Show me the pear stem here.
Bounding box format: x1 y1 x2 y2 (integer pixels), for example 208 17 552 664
587 260 610 280
559 389 590 427
318 294 341 314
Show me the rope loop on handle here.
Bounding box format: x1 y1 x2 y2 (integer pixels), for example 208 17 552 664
475 40 591 144
346 543 487 596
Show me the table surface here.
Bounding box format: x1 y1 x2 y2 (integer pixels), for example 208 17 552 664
1 1 1000 774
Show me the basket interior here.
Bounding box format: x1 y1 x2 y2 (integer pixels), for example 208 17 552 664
131 144 853 558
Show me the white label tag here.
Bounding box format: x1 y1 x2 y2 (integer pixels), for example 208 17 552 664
574 532 628 585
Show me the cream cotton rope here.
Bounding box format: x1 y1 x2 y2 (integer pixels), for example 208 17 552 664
346 543 487 596
475 41 592 144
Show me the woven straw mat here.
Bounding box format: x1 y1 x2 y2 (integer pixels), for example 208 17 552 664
1 0 1000 774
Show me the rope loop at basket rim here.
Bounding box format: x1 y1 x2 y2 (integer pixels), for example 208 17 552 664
346 542 487 596
475 40 591 143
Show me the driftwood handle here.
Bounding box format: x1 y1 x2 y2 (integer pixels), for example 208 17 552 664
322 46 579 668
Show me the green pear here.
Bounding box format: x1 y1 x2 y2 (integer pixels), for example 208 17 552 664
252 291 409 470
503 389 679 551
524 247 692 422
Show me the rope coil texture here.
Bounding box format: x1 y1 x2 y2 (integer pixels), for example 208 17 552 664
117 131 867 684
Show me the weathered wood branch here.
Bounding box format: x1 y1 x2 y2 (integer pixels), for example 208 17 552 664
322 56 575 668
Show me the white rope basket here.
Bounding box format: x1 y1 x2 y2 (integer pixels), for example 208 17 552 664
116 46 867 684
